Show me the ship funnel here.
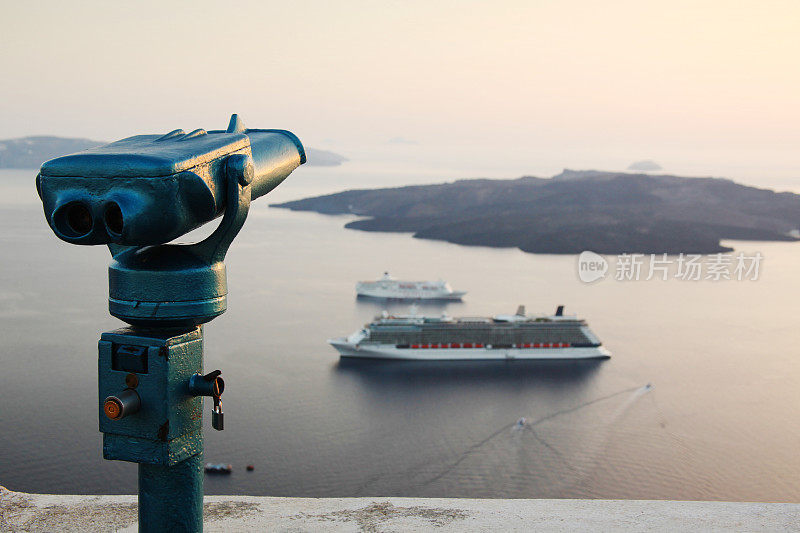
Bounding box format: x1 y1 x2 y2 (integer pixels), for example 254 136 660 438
555 305 564 316
516 305 526 316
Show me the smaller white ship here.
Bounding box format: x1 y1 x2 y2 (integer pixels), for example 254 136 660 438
356 272 466 301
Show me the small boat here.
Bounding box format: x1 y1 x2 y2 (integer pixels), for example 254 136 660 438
204 463 232 474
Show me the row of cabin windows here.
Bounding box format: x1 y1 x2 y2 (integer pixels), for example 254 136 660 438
366 328 591 346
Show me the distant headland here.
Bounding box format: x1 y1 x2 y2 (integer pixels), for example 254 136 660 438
0 136 347 168
271 169 800 255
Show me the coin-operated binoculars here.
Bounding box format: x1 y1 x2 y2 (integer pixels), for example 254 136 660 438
37 115 304 532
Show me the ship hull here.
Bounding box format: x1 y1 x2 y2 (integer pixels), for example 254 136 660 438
329 339 610 360
356 292 466 301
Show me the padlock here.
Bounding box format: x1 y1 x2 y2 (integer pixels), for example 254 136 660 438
212 398 224 431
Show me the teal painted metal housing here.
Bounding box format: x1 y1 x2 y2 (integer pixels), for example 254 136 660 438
99 327 204 465
38 115 305 326
105 150 253 327
37 119 304 246
38 115 304 532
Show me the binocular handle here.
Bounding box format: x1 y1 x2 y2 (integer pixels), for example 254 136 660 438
107 153 252 264
193 154 252 264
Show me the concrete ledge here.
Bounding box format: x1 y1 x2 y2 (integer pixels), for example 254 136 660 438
1 486 798 532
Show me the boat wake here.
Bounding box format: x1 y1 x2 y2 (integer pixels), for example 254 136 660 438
611 383 653 420
421 384 648 488
350 383 657 496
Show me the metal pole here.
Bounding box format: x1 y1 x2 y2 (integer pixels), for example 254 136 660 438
139 453 204 533
99 326 210 533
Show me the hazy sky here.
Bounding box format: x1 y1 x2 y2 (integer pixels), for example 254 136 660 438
2 1 799 183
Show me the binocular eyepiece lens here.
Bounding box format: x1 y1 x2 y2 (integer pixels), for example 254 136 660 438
52 201 126 242
67 203 92 235
104 202 124 237
54 201 93 238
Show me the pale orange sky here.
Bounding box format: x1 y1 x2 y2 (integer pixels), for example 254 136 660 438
1 0 799 184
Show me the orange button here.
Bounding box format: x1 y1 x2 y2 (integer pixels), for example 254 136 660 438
103 398 123 420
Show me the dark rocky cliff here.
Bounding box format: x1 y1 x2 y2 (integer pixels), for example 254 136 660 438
272 171 800 254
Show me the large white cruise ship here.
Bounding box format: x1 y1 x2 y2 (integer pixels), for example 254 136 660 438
329 305 610 361
356 272 466 301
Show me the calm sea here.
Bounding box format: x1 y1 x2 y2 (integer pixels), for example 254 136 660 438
0 165 798 501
